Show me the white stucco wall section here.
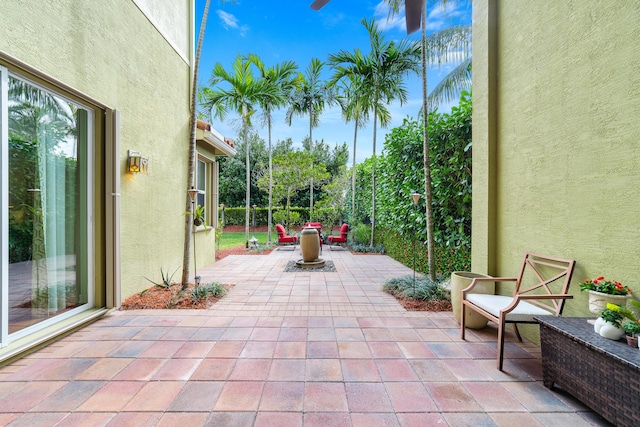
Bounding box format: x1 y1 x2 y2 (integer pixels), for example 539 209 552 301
133 0 191 64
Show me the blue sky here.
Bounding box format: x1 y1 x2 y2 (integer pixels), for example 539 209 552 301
195 0 471 164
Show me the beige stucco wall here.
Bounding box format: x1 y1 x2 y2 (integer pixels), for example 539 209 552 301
0 0 216 299
472 0 640 340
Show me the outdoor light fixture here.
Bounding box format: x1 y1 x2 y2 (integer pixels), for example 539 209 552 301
187 186 199 203
127 150 148 173
249 236 259 248
411 191 421 207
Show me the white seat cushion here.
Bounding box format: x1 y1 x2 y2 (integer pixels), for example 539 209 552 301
466 294 552 322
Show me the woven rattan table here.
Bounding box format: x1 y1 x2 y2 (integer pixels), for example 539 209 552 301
536 316 640 427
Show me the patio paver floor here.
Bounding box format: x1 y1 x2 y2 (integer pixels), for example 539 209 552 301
0 248 613 426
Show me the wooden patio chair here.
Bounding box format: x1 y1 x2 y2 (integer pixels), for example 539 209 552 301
460 252 576 370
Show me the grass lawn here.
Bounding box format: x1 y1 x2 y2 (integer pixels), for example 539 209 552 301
218 231 272 250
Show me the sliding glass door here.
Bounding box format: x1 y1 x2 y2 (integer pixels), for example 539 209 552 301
1 68 93 344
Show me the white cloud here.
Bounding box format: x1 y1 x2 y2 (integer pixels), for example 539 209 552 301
216 9 250 37
374 1 406 32
373 0 470 34
322 12 346 27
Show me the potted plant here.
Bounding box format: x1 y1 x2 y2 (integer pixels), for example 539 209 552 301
623 321 640 347
593 303 625 340
193 205 207 227
580 276 631 314
614 299 640 347
184 205 208 228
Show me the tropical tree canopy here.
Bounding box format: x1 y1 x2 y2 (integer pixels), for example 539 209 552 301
328 17 420 246
285 58 336 213
247 54 300 243
200 53 281 248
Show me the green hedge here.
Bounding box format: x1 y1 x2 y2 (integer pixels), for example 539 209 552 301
382 228 470 276
220 206 333 227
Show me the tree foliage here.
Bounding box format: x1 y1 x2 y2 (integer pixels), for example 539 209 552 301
256 150 329 227
378 91 472 248
217 130 268 208
328 17 420 246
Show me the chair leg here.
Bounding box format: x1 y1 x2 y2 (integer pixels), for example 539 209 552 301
460 302 467 340
497 318 506 371
512 323 523 342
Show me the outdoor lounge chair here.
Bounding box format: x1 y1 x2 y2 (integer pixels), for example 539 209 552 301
276 224 298 245
460 252 576 370
327 223 349 246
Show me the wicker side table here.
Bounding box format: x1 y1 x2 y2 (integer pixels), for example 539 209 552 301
536 316 640 427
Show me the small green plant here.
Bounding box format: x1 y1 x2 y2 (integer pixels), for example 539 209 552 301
349 243 386 254
607 300 640 336
599 306 624 328
215 220 224 250
351 223 371 245
383 275 450 302
624 320 640 337
191 282 226 302
184 205 209 230
145 267 179 289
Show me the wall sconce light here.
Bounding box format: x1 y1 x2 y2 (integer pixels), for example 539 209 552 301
187 186 199 203
127 150 148 173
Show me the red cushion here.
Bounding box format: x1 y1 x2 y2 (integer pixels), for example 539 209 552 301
328 235 346 243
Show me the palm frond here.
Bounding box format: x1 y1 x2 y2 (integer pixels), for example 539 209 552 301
428 56 472 107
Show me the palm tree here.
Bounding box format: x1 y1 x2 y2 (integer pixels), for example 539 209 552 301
285 58 334 215
200 54 279 249
181 0 211 287
329 17 420 246
385 0 472 280
247 54 299 244
332 73 371 224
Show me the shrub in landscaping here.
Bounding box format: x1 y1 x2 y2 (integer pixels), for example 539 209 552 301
191 282 226 302
383 275 450 302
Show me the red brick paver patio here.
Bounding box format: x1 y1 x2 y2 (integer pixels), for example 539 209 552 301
0 248 612 426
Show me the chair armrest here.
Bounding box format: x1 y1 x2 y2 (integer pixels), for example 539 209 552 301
517 294 573 301
462 277 516 295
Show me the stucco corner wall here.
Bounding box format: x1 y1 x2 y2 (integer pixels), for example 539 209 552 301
0 0 204 300
472 0 640 333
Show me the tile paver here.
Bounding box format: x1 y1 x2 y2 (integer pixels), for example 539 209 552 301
0 249 610 426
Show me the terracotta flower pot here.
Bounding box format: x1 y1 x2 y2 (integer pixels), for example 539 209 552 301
625 335 639 348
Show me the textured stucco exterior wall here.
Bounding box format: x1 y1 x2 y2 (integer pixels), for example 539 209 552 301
0 0 214 299
473 0 640 340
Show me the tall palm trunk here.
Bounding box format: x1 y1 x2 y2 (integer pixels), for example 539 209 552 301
370 101 378 247
421 2 436 281
351 117 358 223
309 107 314 215
182 0 210 287
267 114 273 243
243 102 250 248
